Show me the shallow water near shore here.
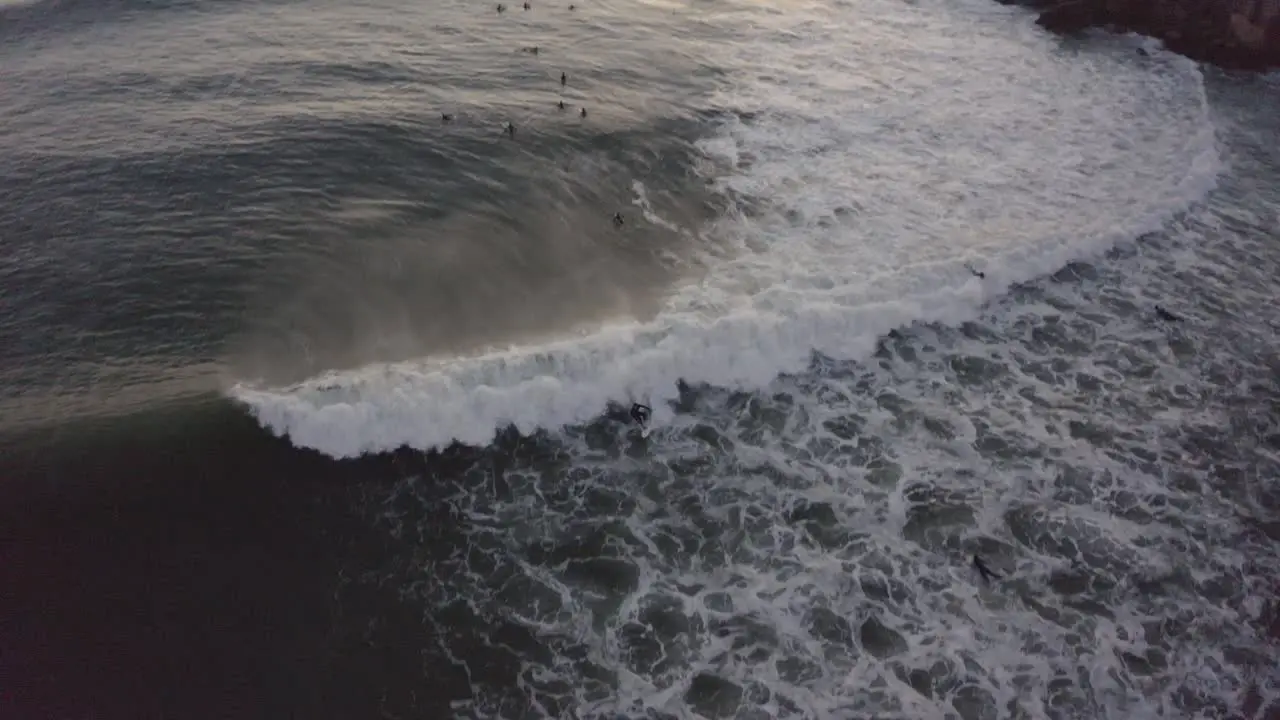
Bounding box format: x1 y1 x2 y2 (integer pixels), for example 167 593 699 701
1 0 1278 718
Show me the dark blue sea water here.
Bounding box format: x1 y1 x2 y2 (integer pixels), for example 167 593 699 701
2 0 1278 717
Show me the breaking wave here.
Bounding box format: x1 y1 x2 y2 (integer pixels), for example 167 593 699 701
231 12 1218 459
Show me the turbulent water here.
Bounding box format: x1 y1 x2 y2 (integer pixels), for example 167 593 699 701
2 0 1278 718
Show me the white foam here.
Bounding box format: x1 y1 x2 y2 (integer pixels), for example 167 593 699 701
630 180 682 233
232 0 1220 459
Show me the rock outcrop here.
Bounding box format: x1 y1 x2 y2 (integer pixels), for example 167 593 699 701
998 0 1280 70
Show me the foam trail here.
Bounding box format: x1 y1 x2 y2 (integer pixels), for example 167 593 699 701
630 180 682 233
232 7 1220 459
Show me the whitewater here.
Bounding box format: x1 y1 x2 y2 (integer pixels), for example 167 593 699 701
226 1 1280 718
233 1 1218 458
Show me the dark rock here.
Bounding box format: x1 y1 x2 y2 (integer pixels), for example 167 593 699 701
1036 0 1104 34
990 0 1059 7
1031 0 1280 71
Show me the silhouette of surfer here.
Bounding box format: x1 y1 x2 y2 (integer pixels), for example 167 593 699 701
630 403 651 428
965 263 985 279
612 212 624 228
973 555 1001 583
1154 305 1182 323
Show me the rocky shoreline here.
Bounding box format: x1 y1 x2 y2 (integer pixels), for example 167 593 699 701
998 0 1280 70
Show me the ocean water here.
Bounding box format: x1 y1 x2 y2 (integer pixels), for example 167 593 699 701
1 0 1278 718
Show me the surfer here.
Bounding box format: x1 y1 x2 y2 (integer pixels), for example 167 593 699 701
1154 305 1182 322
441 113 453 123
580 107 587 118
561 71 567 86
497 3 505 11
558 100 566 110
630 403 652 427
965 263 985 279
612 212 624 227
973 555 1001 583
505 121 516 138
523 1 530 8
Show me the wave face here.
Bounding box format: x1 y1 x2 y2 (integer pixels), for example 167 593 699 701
0 0 726 429
232 1 1218 458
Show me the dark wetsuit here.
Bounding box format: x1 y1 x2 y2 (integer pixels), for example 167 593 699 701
630 403 651 426
973 555 1001 583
